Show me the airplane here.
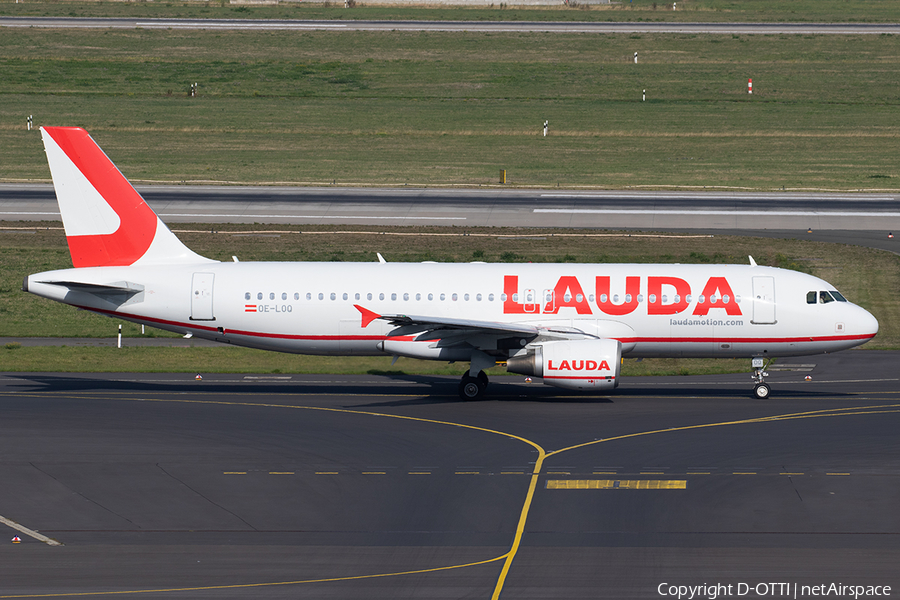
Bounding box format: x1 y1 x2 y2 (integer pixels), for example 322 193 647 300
23 127 879 400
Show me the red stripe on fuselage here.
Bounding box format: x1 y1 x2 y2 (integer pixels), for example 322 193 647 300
71 305 875 346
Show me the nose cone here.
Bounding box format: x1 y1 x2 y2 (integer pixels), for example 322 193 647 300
851 304 879 345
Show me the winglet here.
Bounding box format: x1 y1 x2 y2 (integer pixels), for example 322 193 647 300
354 304 381 328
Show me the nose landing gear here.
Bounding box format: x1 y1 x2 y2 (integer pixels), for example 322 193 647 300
751 357 772 399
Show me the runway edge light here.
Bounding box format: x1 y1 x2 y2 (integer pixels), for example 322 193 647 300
12 536 22 543
195 374 203 381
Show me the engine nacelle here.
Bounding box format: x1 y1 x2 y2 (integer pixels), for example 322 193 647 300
507 339 622 391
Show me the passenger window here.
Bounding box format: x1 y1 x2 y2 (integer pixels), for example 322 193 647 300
270 293 275 300
294 293 300 300
403 293 409 301
282 293 287 301
428 293 433 301
318 293 324 300
501 294 507 302
367 293 373 301
330 293 336 301
723 295 730 304
807 291 817 304
440 293 446 301
391 293 397 301
488 294 494 301
379 293 385 301
257 292 263 300
820 291 835 304
306 293 312 301
416 293 421 301
476 293 482 301
452 293 458 301
710 294 717 304
355 293 360 301
244 292 251 300
343 293 348 301
464 293 470 301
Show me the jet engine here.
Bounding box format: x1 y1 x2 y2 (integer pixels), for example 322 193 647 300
506 339 622 391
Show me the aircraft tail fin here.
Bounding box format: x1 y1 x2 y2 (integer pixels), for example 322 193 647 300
40 127 213 268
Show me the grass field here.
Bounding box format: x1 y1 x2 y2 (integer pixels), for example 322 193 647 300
2 0 899 23
1 29 899 189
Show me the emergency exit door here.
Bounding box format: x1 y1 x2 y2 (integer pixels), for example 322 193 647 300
751 276 776 324
191 272 215 321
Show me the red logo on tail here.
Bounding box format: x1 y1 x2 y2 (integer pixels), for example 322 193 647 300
43 127 158 268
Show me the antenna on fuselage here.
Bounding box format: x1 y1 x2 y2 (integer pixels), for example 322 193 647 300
748 255 758 267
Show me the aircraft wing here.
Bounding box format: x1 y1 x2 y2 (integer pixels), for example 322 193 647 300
354 304 591 343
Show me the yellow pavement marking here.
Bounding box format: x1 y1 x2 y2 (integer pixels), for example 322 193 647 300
593 471 617 475
687 472 711 475
547 479 687 490
269 472 294 475
408 471 431 475
733 472 757 475
315 472 338 475
223 472 246 475
362 472 386 475
780 472 804 476
455 471 479 475
4 391 898 600
640 471 665 475
827 472 851 476
0 555 508 598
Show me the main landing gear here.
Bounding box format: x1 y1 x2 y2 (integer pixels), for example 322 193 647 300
458 370 489 400
751 357 772 399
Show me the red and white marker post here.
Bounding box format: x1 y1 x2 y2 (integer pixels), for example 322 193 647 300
748 78 753 94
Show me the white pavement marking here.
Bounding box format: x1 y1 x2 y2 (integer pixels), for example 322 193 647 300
157 213 467 220
540 193 896 201
0 514 63 546
534 209 900 217
136 21 348 29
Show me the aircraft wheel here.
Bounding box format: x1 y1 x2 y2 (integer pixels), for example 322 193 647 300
753 383 770 399
459 375 486 400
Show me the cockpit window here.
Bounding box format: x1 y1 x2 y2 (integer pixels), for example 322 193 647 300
831 290 848 302
819 291 835 304
806 291 817 304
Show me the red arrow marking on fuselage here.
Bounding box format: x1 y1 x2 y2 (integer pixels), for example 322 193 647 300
354 304 382 328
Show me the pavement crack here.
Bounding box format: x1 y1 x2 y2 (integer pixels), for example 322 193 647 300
156 464 259 531
29 462 140 528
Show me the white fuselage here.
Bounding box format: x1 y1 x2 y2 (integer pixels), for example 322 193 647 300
26 261 879 360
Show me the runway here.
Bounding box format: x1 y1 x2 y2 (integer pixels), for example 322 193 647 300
3 184 900 235
2 350 899 598
2 17 900 34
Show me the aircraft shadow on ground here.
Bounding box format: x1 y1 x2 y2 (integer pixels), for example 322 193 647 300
3 373 851 407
